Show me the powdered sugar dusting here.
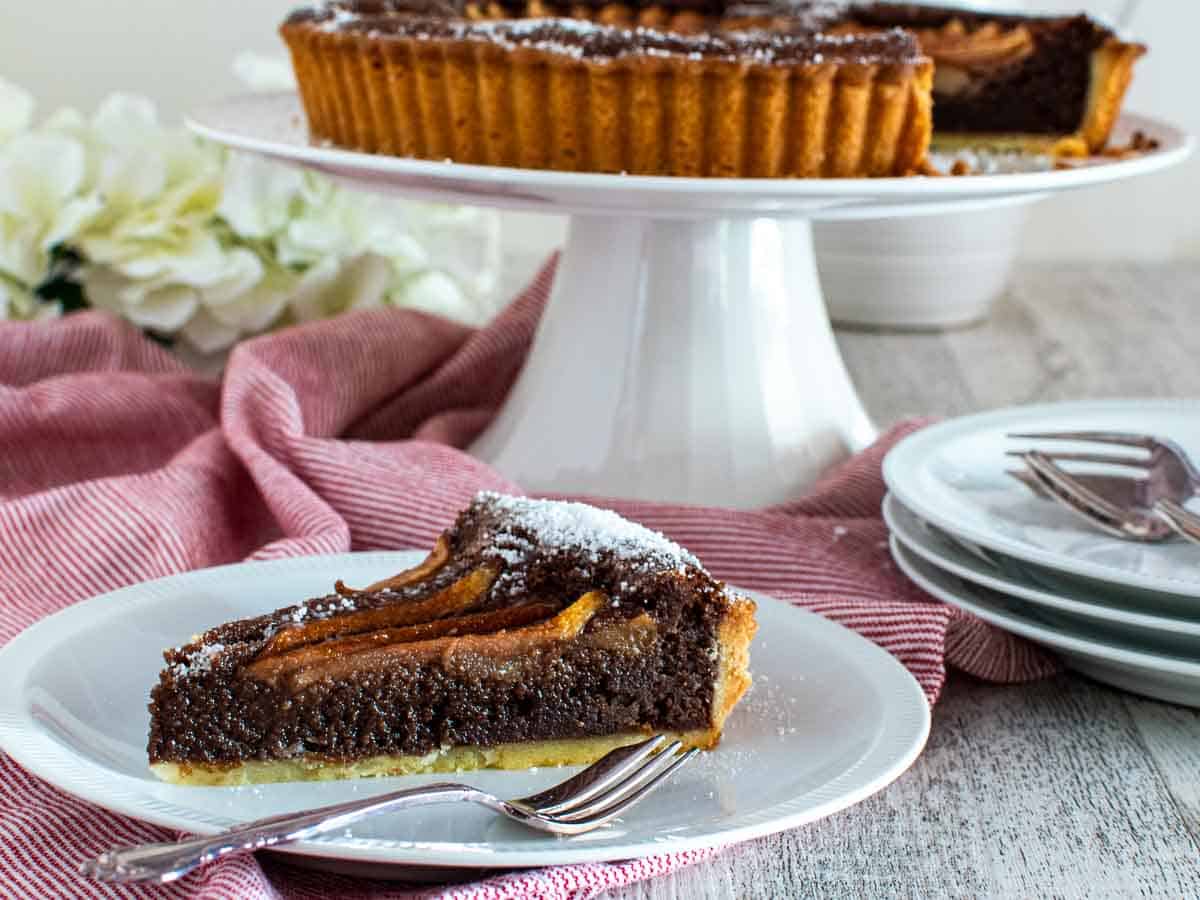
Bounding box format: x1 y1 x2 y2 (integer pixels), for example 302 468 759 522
170 642 225 678
478 491 698 567
473 492 702 598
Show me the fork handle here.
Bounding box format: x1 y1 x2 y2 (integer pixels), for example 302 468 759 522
80 782 489 884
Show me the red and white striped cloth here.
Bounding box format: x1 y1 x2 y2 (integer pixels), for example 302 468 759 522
0 259 1058 899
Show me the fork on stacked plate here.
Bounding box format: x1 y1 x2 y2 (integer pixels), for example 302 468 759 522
882 400 1200 707
1010 431 1200 544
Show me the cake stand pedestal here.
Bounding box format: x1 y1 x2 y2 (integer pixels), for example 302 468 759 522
190 97 1193 508
472 215 874 507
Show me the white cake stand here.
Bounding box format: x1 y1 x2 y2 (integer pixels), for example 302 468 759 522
190 95 1192 508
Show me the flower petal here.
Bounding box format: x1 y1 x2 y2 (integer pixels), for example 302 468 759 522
218 152 304 239
91 93 159 147
392 269 475 323
179 306 242 354
0 133 87 220
83 265 199 333
0 78 35 142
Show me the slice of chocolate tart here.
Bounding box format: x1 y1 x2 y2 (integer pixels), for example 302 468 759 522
849 3 1146 156
148 493 756 786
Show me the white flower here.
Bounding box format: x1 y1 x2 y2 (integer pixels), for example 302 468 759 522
0 132 101 285
91 93 160 147
0 275 56 321
288 254 391 323
278 185 427 267
0 78 34 143
394 269 480 324
0 80 505 351
218 152 306 240
75 100 224 262
180 261 293 355
81 234 276 340
83 267 199 333
403 204 502 312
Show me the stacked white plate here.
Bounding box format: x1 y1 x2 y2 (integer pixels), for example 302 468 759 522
882 400 1200 708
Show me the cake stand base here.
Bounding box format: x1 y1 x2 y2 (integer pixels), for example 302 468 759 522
471 215 875 508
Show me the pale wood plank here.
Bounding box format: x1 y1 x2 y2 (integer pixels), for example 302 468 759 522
836 327 976 421
949 264 1200 408
1125 697 1200 844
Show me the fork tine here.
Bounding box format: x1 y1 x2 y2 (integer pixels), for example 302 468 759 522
1020 452 1136 537
549 741 686 823
549 749 699 830
1021 452 1170 541
1155 499 1200 545
1008 431 1156 449
1003 449 1152 469
1009 462 1153 510
521 734 667 816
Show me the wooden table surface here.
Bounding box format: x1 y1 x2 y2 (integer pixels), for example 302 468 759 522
605 263 1200 900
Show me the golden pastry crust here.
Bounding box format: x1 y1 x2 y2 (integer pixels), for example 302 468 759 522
152 728 717 786
712 594 757 728
280 14 934 178
1080 37 1145 154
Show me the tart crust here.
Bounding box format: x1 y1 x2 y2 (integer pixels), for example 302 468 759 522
151 728 714 786
1080 38 1145 154
280 13 934 177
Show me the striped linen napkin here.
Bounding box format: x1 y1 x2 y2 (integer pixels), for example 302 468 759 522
0 259 1057 899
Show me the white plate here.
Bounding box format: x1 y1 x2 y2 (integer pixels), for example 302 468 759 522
884 494 1200 653
186 94 1193 219
890 537 1200 708
883 400 1200 599
0 552 929 872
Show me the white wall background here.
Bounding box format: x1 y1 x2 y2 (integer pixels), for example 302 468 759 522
1 0 1196 261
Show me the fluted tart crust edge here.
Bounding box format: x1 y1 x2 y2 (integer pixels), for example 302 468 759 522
281 18 935 178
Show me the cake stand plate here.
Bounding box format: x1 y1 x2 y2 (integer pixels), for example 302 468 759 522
190 95 1192 507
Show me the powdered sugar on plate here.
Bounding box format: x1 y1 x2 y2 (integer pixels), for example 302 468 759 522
928 149 1055 175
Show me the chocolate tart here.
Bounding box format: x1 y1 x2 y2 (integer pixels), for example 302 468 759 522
148 493 756 785
281 1 935 177
280 1 1145 176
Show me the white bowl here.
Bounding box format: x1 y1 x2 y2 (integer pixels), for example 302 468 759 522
815 200 1035 331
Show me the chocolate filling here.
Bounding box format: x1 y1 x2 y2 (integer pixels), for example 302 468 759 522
852 6 1113 135
148 495 733 767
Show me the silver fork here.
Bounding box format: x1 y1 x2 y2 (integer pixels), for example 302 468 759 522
1008 430 1200 543
80 734 696 884
1017 450 1175 541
